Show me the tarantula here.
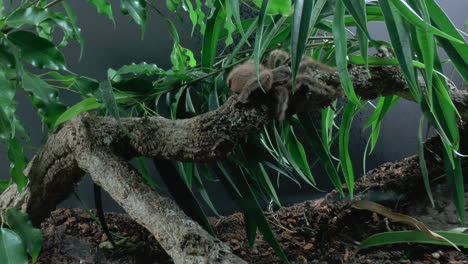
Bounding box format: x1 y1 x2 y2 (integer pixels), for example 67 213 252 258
227 50 339 119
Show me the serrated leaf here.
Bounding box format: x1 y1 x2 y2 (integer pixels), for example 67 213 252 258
62 1 85 58
120 0 147 37
0 228 28 264
5 208 43 262
6 7 76 49
6 7 66 28
111 62 162 81
22 71 67 127
7 31 66 70
86 0 115 23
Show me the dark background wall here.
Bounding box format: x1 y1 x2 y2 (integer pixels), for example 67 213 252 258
1 1 466 215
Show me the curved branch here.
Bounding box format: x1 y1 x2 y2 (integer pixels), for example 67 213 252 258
1 61 466 263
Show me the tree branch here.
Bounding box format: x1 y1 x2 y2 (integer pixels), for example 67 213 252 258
1 61 466 263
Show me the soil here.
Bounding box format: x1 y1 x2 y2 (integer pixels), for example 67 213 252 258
36 136 468 263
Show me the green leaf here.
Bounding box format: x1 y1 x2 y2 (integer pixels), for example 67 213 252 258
5 208 43 262
290 0 314 88
252 0 270 84
7 138 28 193
0 67 16 140
443 149 464 224
0 179 12 192
342 0 370 71
21 71 67 127
120 0 147 37
86 0 115 23
339 102 358 198
62 1 85 58
5 6 77 48
136 157 160 189
99 80 122 127
111 62 162 81
218 162 289 263
417 116 434 207
201 0 224 71
6 7 68 28
185 88 196 114
359 231 468 250
364 95 400 152
252 0 292 15
259 15 289 55
0 228 28 264
52 97 101 130
208 80 220 111
228 0 250 46
7 31 66 70
243 211 257 248
287 127 316 185
414 1 434 102
425 0 468 83
154 159 215 235
333 0 361 106
379 0 421 102
298 113 344 196
272 124 314 186
193 163 220 216
388 0 465 44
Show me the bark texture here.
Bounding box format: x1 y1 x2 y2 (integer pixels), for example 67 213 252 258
0 59 466 263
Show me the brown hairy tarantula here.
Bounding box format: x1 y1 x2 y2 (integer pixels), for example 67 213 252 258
227 50 339 120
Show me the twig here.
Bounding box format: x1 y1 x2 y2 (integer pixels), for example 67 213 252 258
44 0 63 8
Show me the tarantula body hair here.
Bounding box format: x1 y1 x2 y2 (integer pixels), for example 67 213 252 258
227 60 274 103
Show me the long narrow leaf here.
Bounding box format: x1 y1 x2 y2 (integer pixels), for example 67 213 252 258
333 0 361 105
389 0 465 44
290 0 314 87
298 113 344 195
201 0 224 71
252 0 270 87
379 0 421 102
339 102 358 198
359 231 468 250
425 0 468 83
217 162 289 263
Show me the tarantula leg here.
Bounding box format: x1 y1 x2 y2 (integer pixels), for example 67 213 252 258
270 86 290 120
238 70 274 103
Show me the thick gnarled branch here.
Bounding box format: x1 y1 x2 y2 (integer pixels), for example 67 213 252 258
1 61 466 263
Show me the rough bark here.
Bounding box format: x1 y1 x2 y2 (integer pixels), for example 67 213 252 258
0 61 466 263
